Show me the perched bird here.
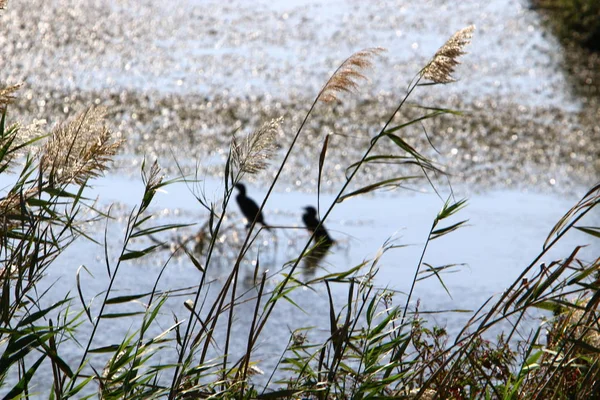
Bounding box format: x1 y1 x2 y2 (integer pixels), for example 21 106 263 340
302 206 334 247
234 183 270 230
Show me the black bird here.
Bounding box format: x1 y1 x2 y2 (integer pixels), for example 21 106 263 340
302 206 334 247
234 183 270 230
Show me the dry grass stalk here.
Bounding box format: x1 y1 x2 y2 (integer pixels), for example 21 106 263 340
422 25 475 84
319 48 385 103
0 84 21 112
232 117 282 174
41 107 122 185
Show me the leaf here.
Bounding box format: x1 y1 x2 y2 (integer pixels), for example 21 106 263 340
570 339 600 354
417 263 456 299
381 110 454 136
100 312 145 319
530 300 562 313
76 265 94 324
17 299 70 327
89 344 122 353
516 246 583 307
106 292 152 305
336 176 419 203
2 354 46 400
131 223 193 238
430 220 468 240
142 295 168 335
317 134 330 212
575 226 600 239
436 198 468 221
257 389 302 399
544 183 600 249
119 244 162 261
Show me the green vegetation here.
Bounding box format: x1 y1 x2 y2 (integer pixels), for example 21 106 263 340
1 6 599 399
532 0 600 51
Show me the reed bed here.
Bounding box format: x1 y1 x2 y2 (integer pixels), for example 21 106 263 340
1 6 599 398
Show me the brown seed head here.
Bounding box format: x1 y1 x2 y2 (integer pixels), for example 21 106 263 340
0 84 21 112
422 25 475 84
319 47 385 103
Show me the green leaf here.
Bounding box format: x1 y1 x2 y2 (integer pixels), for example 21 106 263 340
381 110 453 136
100 312 145 319
2 354 46 400
119 244 162 261
17 299 70 327
106 292 152 305
89 344 122 353
430 220 468 240
257 389 302 399
336 176 419 203
436 198 468 221
530 300 562 313
575 226 600 239
131 223 193 238
517 246 583 307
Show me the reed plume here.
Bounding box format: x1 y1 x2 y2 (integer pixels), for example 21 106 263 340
0 84 21 112
422 25 475 84
232 117 282 174
318 48 385 103
41 107 122 186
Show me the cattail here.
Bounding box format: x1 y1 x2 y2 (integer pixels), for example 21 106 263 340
318 48 385 103
0 84 21 112
232 117 282 174
422 25 475 84
41 107 122 186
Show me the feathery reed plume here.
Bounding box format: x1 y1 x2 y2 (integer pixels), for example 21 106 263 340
0 84 21 112
232 117 282 174
143 159 163 191
41 107 122 185
422 25 475 84
318 48 385 103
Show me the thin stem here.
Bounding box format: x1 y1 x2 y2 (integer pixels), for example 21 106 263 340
249 74 423 357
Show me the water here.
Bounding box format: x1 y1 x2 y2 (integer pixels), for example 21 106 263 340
18 175 594 394
1 0 599 396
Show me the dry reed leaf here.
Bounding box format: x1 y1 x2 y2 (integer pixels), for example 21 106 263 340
319 48 385 103
41 107 123 185
232 117 282 174
422 25 475 84
0 84 21 112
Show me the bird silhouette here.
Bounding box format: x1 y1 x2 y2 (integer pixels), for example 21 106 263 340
302 206 334 248
234 183 270 231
